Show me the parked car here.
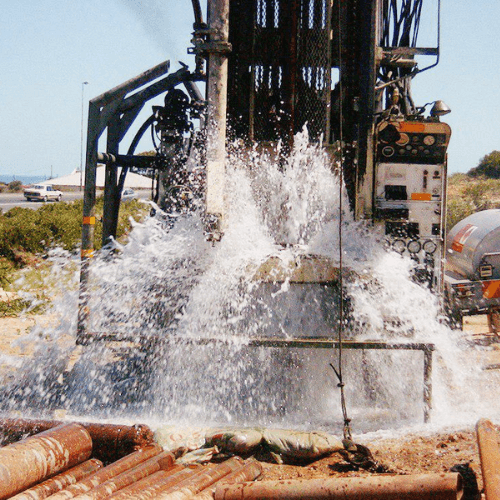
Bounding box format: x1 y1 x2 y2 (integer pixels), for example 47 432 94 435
121 188 138 202
24 184 62 202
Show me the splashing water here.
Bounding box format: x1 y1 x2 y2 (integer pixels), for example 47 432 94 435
3 131 500 435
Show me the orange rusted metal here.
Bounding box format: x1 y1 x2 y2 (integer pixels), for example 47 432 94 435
477 418 500 500
214 473 462 500
46 445 163 500
70 450 175 500
107 466 199 500
0 419 154 464
177 459 263 500
81 422 155 464
0 423 93 500
155 457 246 500
10 459 103 500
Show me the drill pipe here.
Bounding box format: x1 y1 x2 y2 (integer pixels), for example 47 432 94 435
214 473 462 500
10 460 103 500
168 459 263 500
0 423 93 500
106 466 198 500
45 445 163 500
154 457 246 500
0 418 154 464
71 451 175 500
477 419 500 500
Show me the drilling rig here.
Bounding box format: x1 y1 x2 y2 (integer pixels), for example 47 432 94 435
77 0 450 344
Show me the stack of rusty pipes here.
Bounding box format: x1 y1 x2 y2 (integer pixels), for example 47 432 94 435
0 418 466 500
0 422 262 500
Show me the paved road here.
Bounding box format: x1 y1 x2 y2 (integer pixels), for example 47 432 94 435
0 191 84 212
0 190 151 213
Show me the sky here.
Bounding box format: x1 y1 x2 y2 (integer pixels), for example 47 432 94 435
1 1 499 179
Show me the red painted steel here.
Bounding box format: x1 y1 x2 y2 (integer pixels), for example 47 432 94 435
214 473 462 500
10 460 103 500
45 445 163 500
477 419 500 500
0 423 93 500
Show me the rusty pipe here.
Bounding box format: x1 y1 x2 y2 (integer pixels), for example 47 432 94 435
0 419 154 464
214 473 462 500
10 460 103 500
71 451 175 500
46 445 163 500
477 419 500 500
187 459 263 500
0 423 93 500
107 466 198 500
155 457 246 500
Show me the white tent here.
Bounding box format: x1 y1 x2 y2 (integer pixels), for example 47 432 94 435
41 167 152 189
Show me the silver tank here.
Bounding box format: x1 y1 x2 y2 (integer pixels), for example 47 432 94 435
446 209 500 280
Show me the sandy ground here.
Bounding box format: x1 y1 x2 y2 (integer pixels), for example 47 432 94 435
0 308 498 488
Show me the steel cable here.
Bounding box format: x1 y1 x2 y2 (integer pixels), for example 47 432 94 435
331 0 352 442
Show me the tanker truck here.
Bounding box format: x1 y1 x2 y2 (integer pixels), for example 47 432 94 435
445 209 500 332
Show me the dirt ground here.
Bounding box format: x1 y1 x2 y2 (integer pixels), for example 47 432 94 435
0 308 498 489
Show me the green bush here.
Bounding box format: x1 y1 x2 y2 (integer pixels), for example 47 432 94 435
7 180 23 192
0 198 149 280
446 176 500 233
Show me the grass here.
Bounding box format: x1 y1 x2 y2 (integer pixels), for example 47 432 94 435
0 197 149 316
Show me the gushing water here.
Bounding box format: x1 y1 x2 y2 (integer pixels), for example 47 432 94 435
2 132 500 435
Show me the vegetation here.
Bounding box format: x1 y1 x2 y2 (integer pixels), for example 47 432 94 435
7 180 23 192
446 174 500 232
467 150 500 179
446 150 500 232
0 197 149 309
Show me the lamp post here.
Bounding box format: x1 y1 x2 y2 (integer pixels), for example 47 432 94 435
80 81 89 191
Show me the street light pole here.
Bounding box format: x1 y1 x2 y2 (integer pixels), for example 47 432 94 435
80 81 89 191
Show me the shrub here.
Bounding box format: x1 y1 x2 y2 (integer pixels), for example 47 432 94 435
7 180 23 192
0 197 149 281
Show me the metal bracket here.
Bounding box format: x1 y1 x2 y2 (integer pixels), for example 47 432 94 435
189 40 232 56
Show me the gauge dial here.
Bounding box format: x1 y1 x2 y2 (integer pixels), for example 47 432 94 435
423 135 436 146
396 133 409 146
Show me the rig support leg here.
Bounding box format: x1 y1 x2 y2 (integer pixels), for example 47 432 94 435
205 0 231 238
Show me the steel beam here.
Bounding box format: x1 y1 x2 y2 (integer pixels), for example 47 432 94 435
205 0 231 233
